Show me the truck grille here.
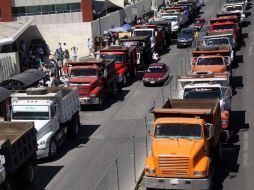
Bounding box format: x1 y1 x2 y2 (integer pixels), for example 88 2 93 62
158 156 189 177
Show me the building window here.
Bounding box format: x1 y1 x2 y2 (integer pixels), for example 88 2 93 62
12 3 81 17
26 6 41 16
70 3 81 12
41 5 55 14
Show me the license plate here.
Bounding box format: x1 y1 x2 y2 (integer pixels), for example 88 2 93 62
170 179 179 185
150 81 155 84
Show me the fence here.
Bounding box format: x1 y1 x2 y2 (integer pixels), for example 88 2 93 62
0 52 20 83
94 119 147 190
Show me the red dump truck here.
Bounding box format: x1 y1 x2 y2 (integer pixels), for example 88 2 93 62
100 45 137 86
68 58 120 109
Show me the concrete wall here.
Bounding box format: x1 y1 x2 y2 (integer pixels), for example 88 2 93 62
12 0 80 6
18 22 91 57
0 52 20 83
91 0 164 38
15 12 82 25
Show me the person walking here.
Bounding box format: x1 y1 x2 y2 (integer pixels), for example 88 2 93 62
88 38 94 56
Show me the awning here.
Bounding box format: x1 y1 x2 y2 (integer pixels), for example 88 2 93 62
0 87 11 102
0 18 33 46
0 69 46 90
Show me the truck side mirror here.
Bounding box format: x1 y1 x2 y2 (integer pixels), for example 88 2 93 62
204 123 213 139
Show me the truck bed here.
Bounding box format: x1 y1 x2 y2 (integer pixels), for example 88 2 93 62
0 122 37 174
152 99 221 148
48 87 80 123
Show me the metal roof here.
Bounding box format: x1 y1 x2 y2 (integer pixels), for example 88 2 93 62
0 87 11 102
0 19 33 46
0 69 46 90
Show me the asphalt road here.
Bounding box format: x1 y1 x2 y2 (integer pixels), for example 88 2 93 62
22 0 254 190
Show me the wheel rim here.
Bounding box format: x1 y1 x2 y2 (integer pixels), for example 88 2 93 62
50 140 57 156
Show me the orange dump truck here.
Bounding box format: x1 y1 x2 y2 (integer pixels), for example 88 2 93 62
191 46 231 74
144 99 222 190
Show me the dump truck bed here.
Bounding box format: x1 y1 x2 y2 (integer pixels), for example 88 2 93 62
152 99 221 148
0 122 37 174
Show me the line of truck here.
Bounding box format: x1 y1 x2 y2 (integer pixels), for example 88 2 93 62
143 0 250 189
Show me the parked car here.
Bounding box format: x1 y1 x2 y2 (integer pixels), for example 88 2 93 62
177 28 195 48
194 18 206 31
143 63 170 86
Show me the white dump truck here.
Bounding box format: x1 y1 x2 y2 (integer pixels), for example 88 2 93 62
11 87 80 159
177 72 232 141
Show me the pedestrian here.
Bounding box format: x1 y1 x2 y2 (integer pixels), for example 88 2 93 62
152 51 160 63
62 43 67 52
71 47 78 60
58 42 62 50
88 38 94 56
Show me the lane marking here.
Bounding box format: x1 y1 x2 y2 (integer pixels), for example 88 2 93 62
249 47 253 57
243 132 248 167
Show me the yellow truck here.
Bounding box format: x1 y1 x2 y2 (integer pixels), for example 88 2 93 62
144 99 222 190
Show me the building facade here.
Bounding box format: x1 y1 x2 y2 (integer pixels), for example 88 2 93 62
0 0 93 24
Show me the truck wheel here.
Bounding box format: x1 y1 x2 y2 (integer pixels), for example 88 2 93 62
68 112 80 137
97 95 104 110
49 137 58 159
111 81 117 97
19 163 35 186
132 67 137 77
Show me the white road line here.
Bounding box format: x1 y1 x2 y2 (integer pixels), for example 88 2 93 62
243 132 249 167
249 46 253 57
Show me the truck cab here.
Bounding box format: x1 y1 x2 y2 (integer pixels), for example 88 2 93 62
191 46 231 73
160 13 181 33
68 59 119 107
100 46 137 85
178 72 232 139
223 4 246 24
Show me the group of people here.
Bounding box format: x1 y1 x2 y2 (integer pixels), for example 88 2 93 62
19 40 45 71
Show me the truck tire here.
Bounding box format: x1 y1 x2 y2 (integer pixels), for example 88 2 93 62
19 163 35 186
132 66 137 77
111 81 117 97
97 95 104 110
2 178 15 190
68 112 80 137
49 137 58 159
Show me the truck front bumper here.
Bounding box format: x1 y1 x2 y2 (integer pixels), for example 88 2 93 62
37 147 49 159
80 97 99 105
143 176 209 190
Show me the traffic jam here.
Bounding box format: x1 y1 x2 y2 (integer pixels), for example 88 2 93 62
0 0 250 189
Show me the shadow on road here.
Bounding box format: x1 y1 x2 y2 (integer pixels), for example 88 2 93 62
231 76 243 96
21 166 63 190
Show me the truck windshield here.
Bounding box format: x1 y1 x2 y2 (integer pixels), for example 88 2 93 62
12 111 49 120
197 57 224 65
184 87 221 99
133 30 153 37
213 24 235 30
226 6 242 11
206 38 229 46
226 0 244 3
155 124 202 139
161 15 178 22
100 54 123 63
70 68 97 77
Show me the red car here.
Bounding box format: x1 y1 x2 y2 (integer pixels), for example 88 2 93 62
143 63 170 86
194 18 206 31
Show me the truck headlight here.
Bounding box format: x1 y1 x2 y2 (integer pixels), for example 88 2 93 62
145 166 156 174
193 171 207 176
